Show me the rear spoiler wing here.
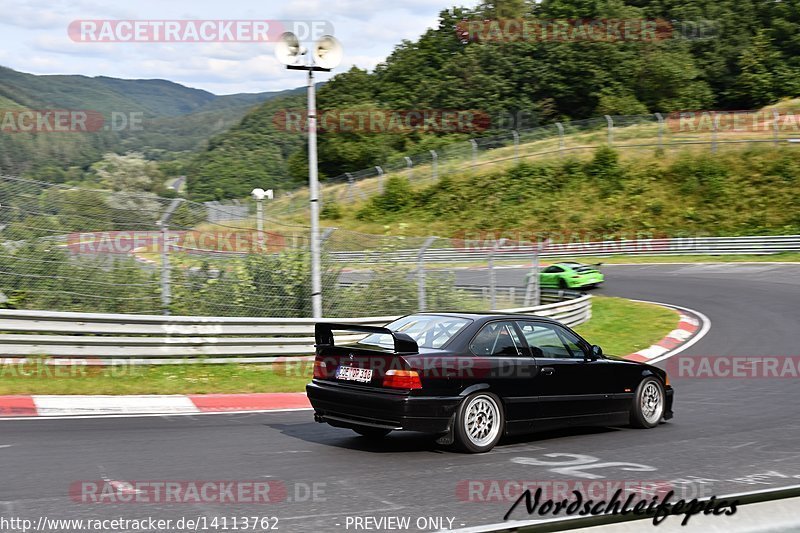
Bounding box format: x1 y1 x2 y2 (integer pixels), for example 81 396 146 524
314 323 419 354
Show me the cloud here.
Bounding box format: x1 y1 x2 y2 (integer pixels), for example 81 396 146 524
0 0 480 94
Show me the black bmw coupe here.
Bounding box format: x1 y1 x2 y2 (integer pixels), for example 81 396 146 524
306 313 673 453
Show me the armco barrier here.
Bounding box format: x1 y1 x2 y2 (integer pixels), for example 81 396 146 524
329 235 800 264
0 292 591 364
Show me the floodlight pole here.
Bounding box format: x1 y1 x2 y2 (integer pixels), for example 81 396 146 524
307 68 323 318
289 64 330 319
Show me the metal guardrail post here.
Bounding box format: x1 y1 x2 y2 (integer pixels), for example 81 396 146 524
711 113 718 153
346 172 355 203
404 156 413 180
773 110 780 146
376 166 384 194
158 198 184 316
513 130 520 161
417 236 437 312
654 112 664 149
470 139 478 172
605 115 614 145
555 122 565 155
523 244 543 307
430 150 438 180
488 238 507 310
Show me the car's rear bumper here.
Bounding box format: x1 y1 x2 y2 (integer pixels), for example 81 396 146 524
306 381 461 434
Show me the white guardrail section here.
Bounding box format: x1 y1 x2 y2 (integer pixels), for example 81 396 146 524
0 294 591 364
329 235 800 264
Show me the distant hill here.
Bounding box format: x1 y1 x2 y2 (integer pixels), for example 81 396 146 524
0 65 304 174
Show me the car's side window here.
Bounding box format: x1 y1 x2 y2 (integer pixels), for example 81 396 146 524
543 266 563 273
516 321 579 359
556 327 588 359
470 321 523 356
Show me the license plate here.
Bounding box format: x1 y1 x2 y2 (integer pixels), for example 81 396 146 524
335 366 373 383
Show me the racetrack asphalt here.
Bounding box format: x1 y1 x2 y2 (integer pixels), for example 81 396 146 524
1 264 799 532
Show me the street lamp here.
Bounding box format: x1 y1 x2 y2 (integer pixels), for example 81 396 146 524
251 188 274 253
275 32 343 318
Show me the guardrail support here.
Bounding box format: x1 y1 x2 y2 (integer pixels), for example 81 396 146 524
555 122 565 155
376 166 385 194
513 130 520 161
346 172 355 203
711 113 718 153
605 115 614 145
470 139 478 172
430 150 438 180
654 113 664 149
417 236 438 312
158 198 184 316
405 156 413 180
488 238 507 310
773 110 780 146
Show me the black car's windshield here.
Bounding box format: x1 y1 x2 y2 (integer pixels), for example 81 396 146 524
360 315 471 349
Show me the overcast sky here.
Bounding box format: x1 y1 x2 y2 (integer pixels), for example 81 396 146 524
0 0 478 95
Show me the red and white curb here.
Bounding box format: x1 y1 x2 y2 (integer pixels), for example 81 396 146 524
622 301 711 365
0 393 311 419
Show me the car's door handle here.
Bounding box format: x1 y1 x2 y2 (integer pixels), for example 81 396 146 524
541 367 555 376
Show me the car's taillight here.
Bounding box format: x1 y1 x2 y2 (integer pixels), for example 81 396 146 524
313 358 329 379
383 369 422 389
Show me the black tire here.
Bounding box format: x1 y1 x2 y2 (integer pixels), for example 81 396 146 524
630 377 665 429
558 278 568 289
352 426 392 439
453 392 504 453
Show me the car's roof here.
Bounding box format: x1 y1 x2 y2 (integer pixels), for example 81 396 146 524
412 311 560 323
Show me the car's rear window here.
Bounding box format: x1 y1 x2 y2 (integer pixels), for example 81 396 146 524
359 315 472 350
573 266 597 273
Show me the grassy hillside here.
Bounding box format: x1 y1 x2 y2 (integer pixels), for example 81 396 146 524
299 144 800 238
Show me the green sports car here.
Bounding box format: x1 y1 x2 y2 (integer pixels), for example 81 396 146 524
537 262 605 289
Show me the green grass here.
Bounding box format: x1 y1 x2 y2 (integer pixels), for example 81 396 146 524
0 297 677 395
575 296 678 357
0 361 312 395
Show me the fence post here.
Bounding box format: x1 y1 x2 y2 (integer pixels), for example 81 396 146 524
654 113 664 150
405 156 413 181
488 238 507 310
376 166 384 194
605 115 614 145
513 130 520 161
555 122 565 155
523 247 541 307
773 110 780 146
417 236 437 312
711 114 718 153
470 139 478 172
430 150 438 180
158 198 184 316
346 172 355 203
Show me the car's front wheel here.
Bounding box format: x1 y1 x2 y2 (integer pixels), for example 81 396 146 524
352 426 392 439
453 392 504 453
630 377 665 428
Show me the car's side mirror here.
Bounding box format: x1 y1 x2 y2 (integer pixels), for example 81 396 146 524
589 345 603 360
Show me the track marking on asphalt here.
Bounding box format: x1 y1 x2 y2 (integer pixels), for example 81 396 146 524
0 407 313 422
0 444 13 449
510 453 657 480
628 300 711 364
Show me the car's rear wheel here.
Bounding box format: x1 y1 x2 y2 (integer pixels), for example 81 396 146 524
352 426 392 439
558 278 568 289
630 377 664 428
453 392 504 453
